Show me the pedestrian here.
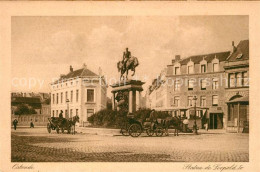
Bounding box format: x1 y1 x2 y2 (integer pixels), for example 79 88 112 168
204 119 209 131
30 119 34 128
13 119 18 130
59 110 63 119
183 117 189 133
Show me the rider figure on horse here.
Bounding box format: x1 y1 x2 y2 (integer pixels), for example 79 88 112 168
122 47 131 70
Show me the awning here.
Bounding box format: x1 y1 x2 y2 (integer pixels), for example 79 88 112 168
227 96 249 103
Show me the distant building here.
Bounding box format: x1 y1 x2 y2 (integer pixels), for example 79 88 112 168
146 40 249 132
50 64 107 126
11 92 51 126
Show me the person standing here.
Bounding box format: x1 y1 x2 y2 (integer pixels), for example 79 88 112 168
13 119 18 130
30 119 34 128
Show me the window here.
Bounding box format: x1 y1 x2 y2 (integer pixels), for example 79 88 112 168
87 109 94 120
236 73 242 87
188 80 194 90
229 73 236 87
201 64 206 73
56 93 59 104
212 95 218 106
213 63 219 72
65 110 68 117
70 109 73 118
175 67 180 75
52 110 55 116
243 72 249 86
174 96 180 107
56 110 58 116
76 109 79 116
61 92 63 104
188 96 193 107
174 80 180 91
71 90 73 102
212 79 219 90
65 91 68 101
201 79 207 90
200 96 206 107
71 82 73 85
87 89 95 102
76 90 79 102
188 65 193 74
52 94 55 104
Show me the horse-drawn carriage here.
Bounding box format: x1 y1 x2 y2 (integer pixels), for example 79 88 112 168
120 116 180 137
47 115 79 134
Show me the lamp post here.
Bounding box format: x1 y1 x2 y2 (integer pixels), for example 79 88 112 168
193 96 198 135
66 99 70 119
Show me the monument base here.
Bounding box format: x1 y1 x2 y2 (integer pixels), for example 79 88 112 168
111 80 144 114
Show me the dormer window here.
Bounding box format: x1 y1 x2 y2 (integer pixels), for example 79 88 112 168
200 58 207 73
187 60 194 74
212 57 219 72
175 67 180 75
201 64 206 73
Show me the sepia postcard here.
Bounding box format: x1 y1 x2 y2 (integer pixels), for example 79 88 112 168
0 1 260 172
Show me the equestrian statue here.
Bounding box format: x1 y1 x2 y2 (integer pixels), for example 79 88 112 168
117 48 139 80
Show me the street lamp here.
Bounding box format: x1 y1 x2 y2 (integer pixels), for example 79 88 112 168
66 99 70 119
193 96 198 135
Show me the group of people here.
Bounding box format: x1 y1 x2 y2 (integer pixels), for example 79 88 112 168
12 118 34 130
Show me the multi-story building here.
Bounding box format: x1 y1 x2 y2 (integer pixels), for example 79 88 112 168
146 40 249 132
50 65 107 126
224 40 249 132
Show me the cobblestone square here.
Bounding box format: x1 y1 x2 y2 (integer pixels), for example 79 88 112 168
11 128 249 162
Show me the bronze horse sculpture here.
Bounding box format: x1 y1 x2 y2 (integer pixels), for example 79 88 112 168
117 56 139 80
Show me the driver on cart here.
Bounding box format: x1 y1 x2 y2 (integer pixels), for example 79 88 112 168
59 110 66 125
149 109 156 130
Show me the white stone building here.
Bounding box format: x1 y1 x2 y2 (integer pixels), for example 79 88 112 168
50 65 107 126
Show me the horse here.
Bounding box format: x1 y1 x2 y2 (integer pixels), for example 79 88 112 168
117 56 139 80
164 117 182 136
68 115 80 135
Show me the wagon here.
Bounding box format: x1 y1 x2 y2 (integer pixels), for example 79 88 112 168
120 117 167 137
47 117 71 134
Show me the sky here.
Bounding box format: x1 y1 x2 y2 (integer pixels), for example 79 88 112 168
11 16 249 97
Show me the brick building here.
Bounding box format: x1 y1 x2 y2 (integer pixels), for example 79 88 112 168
146 40 249 132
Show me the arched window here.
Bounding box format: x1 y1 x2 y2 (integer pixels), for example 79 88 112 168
212 57 219 72
187 60 194 74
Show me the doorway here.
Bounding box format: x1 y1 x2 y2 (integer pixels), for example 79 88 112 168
209 113 223 129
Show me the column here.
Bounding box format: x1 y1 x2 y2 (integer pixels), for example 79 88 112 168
112 92 115 110
136 91 140 110
129 90 133 113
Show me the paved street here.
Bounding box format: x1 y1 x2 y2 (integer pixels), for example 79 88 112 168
12 128 249 162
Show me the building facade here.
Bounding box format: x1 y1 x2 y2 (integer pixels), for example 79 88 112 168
50 65 107 126
224 40 249 132
146 40 249 132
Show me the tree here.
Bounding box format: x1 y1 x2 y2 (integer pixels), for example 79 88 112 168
14 104 37 115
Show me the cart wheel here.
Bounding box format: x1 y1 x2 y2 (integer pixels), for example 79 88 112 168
129 123 142 137
120 123 130 136
156 128 164 137
47 123 51 133
56 127 60 134
146 129 154 136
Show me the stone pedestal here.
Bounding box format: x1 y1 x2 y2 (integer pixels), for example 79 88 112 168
111 80 144 114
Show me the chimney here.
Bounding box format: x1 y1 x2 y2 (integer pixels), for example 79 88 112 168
172 55 181 64
175 55 181 61
232 41 237 53
70 65 73 72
